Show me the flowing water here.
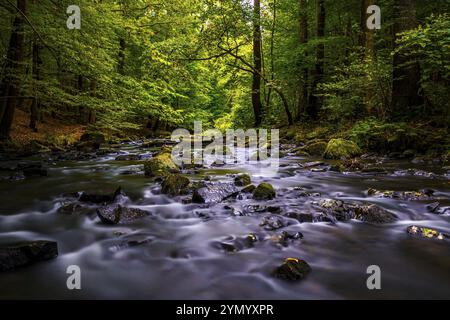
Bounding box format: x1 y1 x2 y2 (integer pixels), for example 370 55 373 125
0 142 449 299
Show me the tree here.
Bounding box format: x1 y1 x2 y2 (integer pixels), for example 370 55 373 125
0 0 26 140
391 0 424 118
307 0 325 120
252 0 263 126
296 0 309 120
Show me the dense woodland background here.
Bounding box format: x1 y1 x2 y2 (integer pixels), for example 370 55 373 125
0 0 449 156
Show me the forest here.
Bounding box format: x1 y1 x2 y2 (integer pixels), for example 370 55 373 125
0 0 449 300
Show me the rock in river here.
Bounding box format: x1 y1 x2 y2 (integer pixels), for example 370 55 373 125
192 182 239 204
367 188 435 200
323 139 361 159
115 154 142 161
260 215 286 230
0 241 58 272
253 183 276 200
97 205 151 224
234 173 251 186
273 258 311 281
353 203 398 224
79 186 124 204
144 151 179 177
315 199 397 224
161 174 191 196
407 225 449 241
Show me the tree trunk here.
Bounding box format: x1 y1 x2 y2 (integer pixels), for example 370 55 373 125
118 38 126 75
391 0 423 118
0 0 26 140
30 40 41 132
361 0 375 115
252 0 263 127
296 0 309 121
307 0 325 120
266 0 276 110
88 79 97 124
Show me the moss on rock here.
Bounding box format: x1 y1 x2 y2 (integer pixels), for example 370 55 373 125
253 182 276 200
161 174 190 196
323 139 361 159
144 152 179 177
302 140 327 156
234 173 251 186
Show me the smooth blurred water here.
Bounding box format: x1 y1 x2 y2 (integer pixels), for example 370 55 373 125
0 144 449 299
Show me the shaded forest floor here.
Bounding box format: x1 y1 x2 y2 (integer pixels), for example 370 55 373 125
10 109 86 146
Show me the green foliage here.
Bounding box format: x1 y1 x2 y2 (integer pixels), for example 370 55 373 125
320 52 392 121
349 118 449 154
395 14 450 124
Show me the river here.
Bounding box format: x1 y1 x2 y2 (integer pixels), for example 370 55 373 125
0 141 449 299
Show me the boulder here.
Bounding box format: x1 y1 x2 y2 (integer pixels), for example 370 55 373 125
367 188 434 200
260 215 286 230
80 131 106 144
144 152 179 177
323 139 361 159
302 141 328 156
0 241 58 272
234 173 251 186
353 203 397 223
253 183 276 200
97 205 151 225
161 174 191 196
192 182 239 204
79 186 124 204
115 154 142 161
316 199 354 222
315 199 397 224
273 258 311 281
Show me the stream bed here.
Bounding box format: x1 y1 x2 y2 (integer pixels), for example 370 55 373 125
0 141 449 299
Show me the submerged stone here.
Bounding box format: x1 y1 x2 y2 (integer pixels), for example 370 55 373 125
0 241 58 272
57 202 91 215
104 234 154 253
79 186 124 204
115 154 142 161
273 258 311 281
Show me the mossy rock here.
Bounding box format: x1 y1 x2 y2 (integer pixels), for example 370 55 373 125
144 152 179 177
302 141 327 156
284 129 296 141
161 174 190 196
253 182 276 200
234 173 251 186
80 131 106 144
323 139 361 159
